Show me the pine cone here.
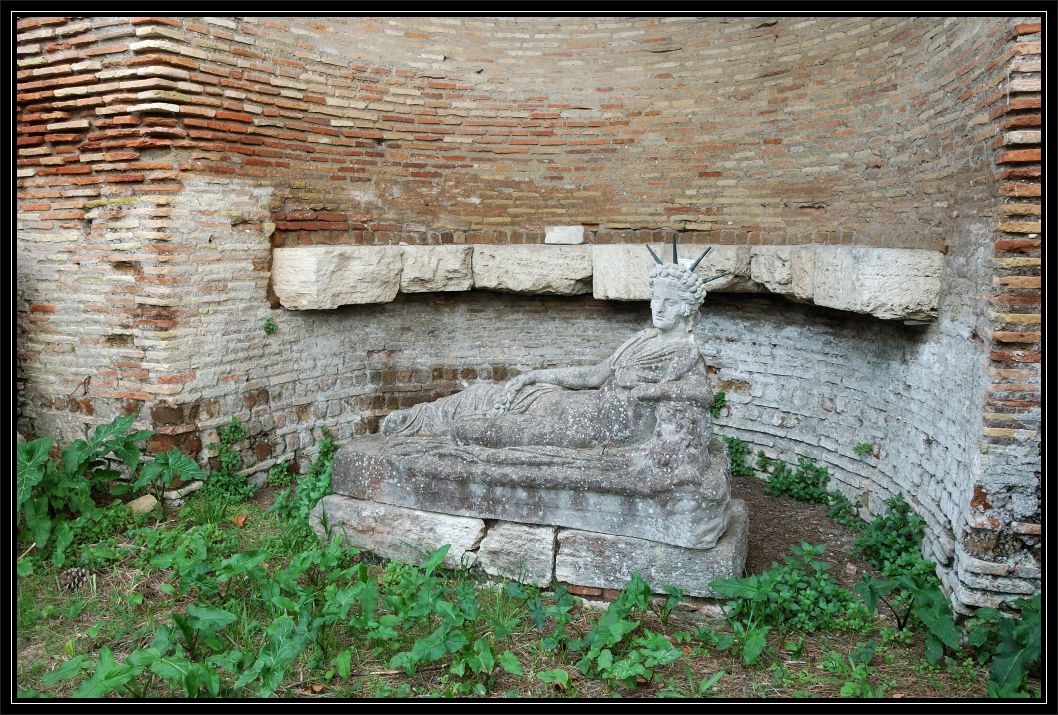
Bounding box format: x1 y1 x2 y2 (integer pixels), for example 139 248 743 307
58 567 90 591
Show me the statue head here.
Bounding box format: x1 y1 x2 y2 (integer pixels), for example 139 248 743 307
645 238 725 331
647 263 708 330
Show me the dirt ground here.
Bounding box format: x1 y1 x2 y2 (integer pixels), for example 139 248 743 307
730 474 874 589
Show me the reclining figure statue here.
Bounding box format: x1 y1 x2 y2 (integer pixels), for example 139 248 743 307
331 241 735 550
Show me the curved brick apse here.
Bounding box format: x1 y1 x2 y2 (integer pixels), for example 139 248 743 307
16 17 1041 610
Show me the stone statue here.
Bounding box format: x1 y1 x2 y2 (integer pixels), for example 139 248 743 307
330 241 737 550
382 248 725 452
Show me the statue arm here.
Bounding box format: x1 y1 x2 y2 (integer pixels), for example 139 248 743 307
631 377 713 407
509 362 612 392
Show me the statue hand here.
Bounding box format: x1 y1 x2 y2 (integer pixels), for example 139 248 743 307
492 372 537 414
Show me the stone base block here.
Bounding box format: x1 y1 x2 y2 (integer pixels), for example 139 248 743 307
310 495 485 569
554 499 748 598
477 521 556 587
310 495 746 598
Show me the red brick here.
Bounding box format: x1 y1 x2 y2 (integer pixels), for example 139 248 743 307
990 350 1041 363
130 16 182 26
1001 183 1041 197
1000 113 1040 129
998 167 1040 180
996 149 1040 164
991 332 1040 344
994 240 1040 252
215 111 253 123
1012 23 1041 36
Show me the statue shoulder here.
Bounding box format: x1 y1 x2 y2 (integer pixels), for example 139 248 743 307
608 328 658 365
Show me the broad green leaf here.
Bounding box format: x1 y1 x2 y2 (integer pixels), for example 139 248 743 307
474 638 493 673
710 574 765 600
111 441 141 470
924 633 944 664
42 655 90 686
17 557 35 577
130 429 155 444
537 669 571 688
150 655 193 686
742 625 771 665
91 413 137 446
23 498 52 550
912 605 961 650
73 647 140 697
854 576 897 613
434 600 464 625
333 649 353 679
499 650 523 676
17 438 52 510
991 642 1039 691
420 544 451 573
444 628 469 654
61 440 93 476
187 604 237 632
50 522 74 567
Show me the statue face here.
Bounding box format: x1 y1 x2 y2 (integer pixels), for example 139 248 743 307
650 280 685 330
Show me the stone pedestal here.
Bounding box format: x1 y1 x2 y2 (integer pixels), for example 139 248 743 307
332 434 732 550
311 494 747 597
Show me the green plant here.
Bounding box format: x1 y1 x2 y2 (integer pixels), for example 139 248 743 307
653 585 684 627
560 573 684 688
723 435 754 478
266 460 294 488
854 494 930 578
712 542 872 634
855 574 960 664
709 390 727 419
825 490 864 531
17 415 153 553
658 665 724 698
54 501 148 568
819 640 887 697
853 442 875 459
263 317 278 335
201 417 255 503
761 455 831 504
133 448 204 503
967 594 1041 697
272 432 338 527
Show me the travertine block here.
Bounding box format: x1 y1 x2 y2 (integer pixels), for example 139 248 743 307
472 245 592 295
750 245 793 294
272 246 401 309
592 244 758 301
555 500 748 597
544 225 585 244
400 245 473 292
811 246 943 320
310 495 484 569
477 522 556 586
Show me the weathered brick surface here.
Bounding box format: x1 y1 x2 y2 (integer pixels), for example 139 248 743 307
15 16 1040 610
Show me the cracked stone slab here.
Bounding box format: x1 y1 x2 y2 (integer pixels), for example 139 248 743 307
272 245 401 309
811 246 943 320
554 499 748 597
400 245 473 292
476 521 556 586
310 495 484 569
472 245 592 295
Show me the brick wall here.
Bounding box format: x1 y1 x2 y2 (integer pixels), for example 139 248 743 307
16 16 1040 609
